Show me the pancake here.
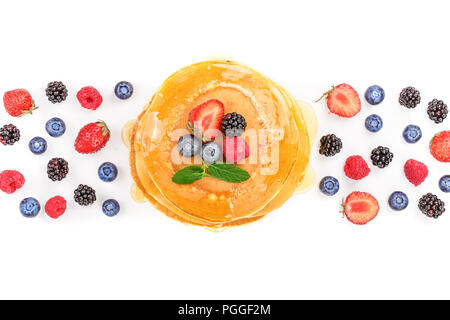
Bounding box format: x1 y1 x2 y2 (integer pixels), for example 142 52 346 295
123 60 316 228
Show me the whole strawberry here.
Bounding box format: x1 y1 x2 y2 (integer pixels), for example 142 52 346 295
430 131 450 163
3 89 37 117
75 121 110 154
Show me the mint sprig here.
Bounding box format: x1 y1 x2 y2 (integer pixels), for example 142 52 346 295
172 163 250 185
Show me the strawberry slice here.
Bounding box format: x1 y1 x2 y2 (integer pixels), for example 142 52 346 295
317 84 361 118
223 137 250 163
188 99 224 139
343 191 379 225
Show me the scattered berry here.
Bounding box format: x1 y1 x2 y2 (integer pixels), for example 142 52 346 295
365 85 385 105
76 86 103 110
177 134 201 158
188 99 224 139
370 146 394 168
223 137 250 163
28 137 47 155
98 162 118 182
74 184 96 206
418 193 445 219
365 114 383 132
439 175 450 193
201 142 222 164
388 191 409 211
430 131 450 162
0 170 25 194
403 125 422 144
45 196 67 219
45 81 68 103
114 81 133 100
3 89 37 117
20 197 40 218
319 134 342 157
75 121 110 154
0 124 20 145
221 112 247 137
399 86 421 109
404 159 428 186
319 176 339 196
47 158 69 181
343 192 379 225
102 199 120 217
344 156 370 180
427 99 448 124
45 117 66 137
316 84 361 118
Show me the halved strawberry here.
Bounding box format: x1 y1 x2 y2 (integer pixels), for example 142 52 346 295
343 191 379 225
223 137 250 163
430 130 450 163
317 84 361 118
188 99 224 139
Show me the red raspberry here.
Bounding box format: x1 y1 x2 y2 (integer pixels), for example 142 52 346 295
223 137 250 163
0 170 25 194
404 159 428 186
45 196 67 219
76 86 103 110
344 155 371 180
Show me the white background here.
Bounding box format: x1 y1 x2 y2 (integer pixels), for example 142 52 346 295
0 0 449 300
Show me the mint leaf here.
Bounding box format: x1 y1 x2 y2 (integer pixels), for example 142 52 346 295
172 165 205 185
208 163 250 183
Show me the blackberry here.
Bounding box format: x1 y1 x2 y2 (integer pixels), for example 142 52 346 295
0 124 20 145
399 86 421 109
46 81 68 103
74 184 96 206
47 158 69 181
427 99 448 124
221 112 247 137
370 146 394 168
319 134 342 157
418 193 445 219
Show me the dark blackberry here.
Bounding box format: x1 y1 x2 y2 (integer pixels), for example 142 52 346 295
221 112 247 137
370 146 394 168
0 124 20 145
319 134 342 157
427 99 448 124
399 86 421 109
418 193 445 219
47 158 69 181
45 81 68 104
74 184 96 206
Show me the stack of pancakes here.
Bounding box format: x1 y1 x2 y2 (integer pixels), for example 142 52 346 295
124 60 315 229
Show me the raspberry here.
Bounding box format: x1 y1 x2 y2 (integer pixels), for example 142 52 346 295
45 196 67 219
344 155 371 180
76 86 103 110
404 159 428 186
0 170 25 194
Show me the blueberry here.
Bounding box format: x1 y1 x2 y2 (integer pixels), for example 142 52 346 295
319 176 339 196
102 199 120 217
177 134 201 157
365 114 383 132
388 191 409 211
114 81 134 100
402 125 422 144
365 85 385 105
19 197 40 218
201 142 222 164
98 162 118 182
45 117 66 137
28 136 47 155
439 175 450 193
